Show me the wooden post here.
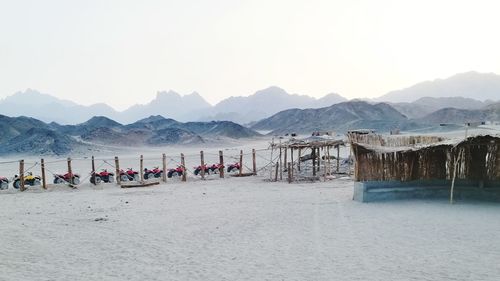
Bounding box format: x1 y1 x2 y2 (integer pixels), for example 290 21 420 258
200 150 205 180
290 147 294 178
239 150 243 176
274 162 279 182
162 153 167 183
312 148 316 176
348 144 352 177
279 140 283 180
287 162 292 183
67 157 72 183
284 146 288 175
326 146 331 176
41 158 47 189
219 150 224 178
317 148 321 172
115 156 121 184
252 149 257 175
336 145 340 173
297 148 301 172
19 160 25 191
91 156 96 185
323 147 327 181
139 155 144 182
181 153 186 182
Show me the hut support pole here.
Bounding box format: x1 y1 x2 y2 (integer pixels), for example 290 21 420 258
337 145 340 173
274 162 279 182
287 162 292 183
279 140 283 180
297 148 301 172
312 148 316 176
290 148 294 178
284 146 288 175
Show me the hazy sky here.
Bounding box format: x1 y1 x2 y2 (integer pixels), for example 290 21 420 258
1 0 499 110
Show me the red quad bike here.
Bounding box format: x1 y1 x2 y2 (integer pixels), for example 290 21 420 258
119 168 140 182
208 163 224 174
90 169 115 184
193 164 210 176
144 167 163 180
53 172 80 185
227 162 241 173
167 166 184 178
0 176 9 190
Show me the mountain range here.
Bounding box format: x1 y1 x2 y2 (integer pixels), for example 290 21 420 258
0 115 260 155
1 71 499 125
252 100 500 134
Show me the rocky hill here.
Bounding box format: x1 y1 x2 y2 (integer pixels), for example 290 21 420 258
377 71 500 103
0 114 261 155
391 96 492 119
251 101 411 134
418 102 500 125
0 128 80 155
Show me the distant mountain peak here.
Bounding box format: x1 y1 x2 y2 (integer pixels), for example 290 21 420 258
136 115 167 123
377 71 500 103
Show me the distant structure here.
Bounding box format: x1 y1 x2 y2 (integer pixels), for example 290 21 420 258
311 131 335 137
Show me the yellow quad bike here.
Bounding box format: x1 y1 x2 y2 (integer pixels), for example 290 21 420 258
13 172 41 189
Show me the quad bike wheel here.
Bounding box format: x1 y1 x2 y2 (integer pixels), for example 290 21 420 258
54 177 65 184
0 180 8 190
13 179 20 189
72 176 80 185
90 175 102 185
120 175 129 182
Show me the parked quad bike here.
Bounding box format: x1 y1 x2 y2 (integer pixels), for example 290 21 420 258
119 168 140 182
227 163 241 173
167 166 184 178
208 163 224 174
193 164 210 176
13 172 41 189
53 172 80 185
144 167 163 180
90 169 115 184
0 176 9 190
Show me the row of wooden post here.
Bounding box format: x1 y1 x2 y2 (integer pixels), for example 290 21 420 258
17 149 257 190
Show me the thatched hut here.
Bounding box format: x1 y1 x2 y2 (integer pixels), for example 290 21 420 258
349 134 500 202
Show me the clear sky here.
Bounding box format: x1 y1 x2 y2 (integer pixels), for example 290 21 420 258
1 0 499 110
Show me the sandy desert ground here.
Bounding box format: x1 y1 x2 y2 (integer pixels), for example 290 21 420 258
1 129 500 280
